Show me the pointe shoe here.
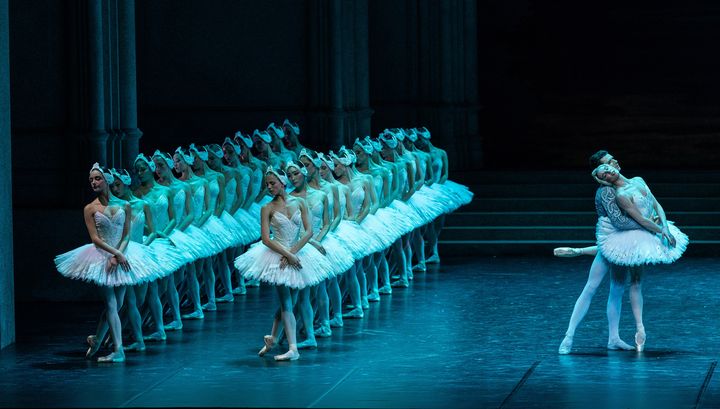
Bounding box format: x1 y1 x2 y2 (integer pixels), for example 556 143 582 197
412 262 426 272
245 279 260 288
143 331 167 342
123 342 146 352
607 338 635 351
97 350 126 363
297 339 318 350
407 269 414 281
328 314 344 328
274 349 300 361
554 247 582 258
86 335 100 359
258 335 276 357
181 310 204 320
163 320 183 331
391 278 409 288
231 286 247 295
314 324 332 338
367 290 380 302
201 302 217 311
216 293 234 303
635 326 646 352
558 335 573 355
342 307 364 319
378 284 392 295
361 296 370 310
425 253 440 264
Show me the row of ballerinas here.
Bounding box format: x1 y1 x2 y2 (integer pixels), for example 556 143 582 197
55 121 473 362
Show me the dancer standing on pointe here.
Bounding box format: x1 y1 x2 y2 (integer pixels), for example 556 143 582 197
234 167 332 361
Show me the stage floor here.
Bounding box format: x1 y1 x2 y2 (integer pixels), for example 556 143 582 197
1 256 719 408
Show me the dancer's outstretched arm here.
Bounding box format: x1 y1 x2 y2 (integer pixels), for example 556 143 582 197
554 246 597 257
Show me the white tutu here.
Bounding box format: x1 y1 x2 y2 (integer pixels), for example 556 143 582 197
219 210 249 247
596 216 689 266
359 213 396 250
146 237 191 274
334 220 380 259
55 241 165 287
320 232 355 275
233 208 261 244
388 199 423 232
183 225 218 259
168 228 205 262
407 186 448 225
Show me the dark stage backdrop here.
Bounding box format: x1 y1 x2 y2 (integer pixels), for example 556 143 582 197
7 1 720 302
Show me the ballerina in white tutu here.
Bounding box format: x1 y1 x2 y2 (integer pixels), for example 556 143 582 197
591 163 688 351
234 167 333 361
55 164 136 363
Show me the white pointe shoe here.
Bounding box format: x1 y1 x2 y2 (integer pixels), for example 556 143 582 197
274 349 300 361
97 350 126 363
558 335 573 355
635 326 646 352
607 338 635 351
258 335 276 357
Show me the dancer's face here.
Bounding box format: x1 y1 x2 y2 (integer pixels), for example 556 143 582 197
153 157 170 178
287 166 305 189
299 156 316 177
380 144 394 161
89 170 106 193
319 162 330 179
207 153 222 171
190 153 203 172
135 160 153 183
333 159 346 177
110 178 126 197
595 164 619 184
173 153 188 174
222 144 235 163
353 144 367 165
265 173 285 196
600 154 620 171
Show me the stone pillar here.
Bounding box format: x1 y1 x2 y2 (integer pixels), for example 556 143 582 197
354 0 372 138
328 0 345 148
118 0 142 169
0 0 15 350
88 0 109 165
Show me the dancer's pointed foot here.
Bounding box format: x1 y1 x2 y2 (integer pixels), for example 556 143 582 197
123 342 146 352
378 284 393 295
297 339 318 350
328 314 344 328
558 334 573 355
314 324 332 338
85 335 100 359
163 320 183 331
245 279 260 288
258 335 276 357
553 247 582 257
216 293 234 303
342 307 364 319
391 278 409 288
607 338 635 351
425 253 440 264
635 325 646 352
274 349 300 361
143 331 167 342
412 262 426 272
231 286 247 295
367 290 380 302
201 302 217 311
361 296 370 310
407 269 414 281
181 310 204 320
97 350 125 363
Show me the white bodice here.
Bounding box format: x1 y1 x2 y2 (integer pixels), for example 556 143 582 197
129 205 145 243
94 207 125 248
224 177 237 212
270 209 301 248
208 178 220 213
192 184 206 220
147 194 170 231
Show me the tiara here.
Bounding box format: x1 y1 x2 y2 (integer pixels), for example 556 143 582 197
267 122 285 139
415 127 431 140
134 153 156 172
206 144 223 159
265 165 290 186
174 146 194 165
110 168 132 185
354 137 373 154
189 143 209 162
379 131 398 149
90 162 114 184
364 136 382 152
152 150 174 169
285 160 308 176
317 152 335 170
298 148 321 168
253 129 272 143
282 119 300 135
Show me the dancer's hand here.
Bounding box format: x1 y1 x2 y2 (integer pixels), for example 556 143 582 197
115 253 130 270
279 256 288 269
107 257 118 273
310 240 326 256
287 254 302 269
661 227 676 247
553 247 582 257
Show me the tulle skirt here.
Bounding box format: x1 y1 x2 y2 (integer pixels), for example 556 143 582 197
359 213 396 249
407 186 448 225
333 219 378 260
146 236 191 274
199 215 235 254
388 200 423 232
183 225 219 259
55 241 166 287
234 240 334 289
233 208 261 244
372 207 408 242
168 228 205 261
218 210 249 247
596 216 689 266
319 232 356 275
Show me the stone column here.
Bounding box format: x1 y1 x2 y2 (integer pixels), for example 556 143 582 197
328 0 345 148
88 0 109 164
118 0 142 168
0 0 15 350
354 0 372 138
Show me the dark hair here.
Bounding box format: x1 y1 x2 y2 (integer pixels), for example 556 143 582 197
589 150 609 168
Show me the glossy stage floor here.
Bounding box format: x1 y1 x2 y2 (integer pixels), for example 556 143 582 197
1 256 719 408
